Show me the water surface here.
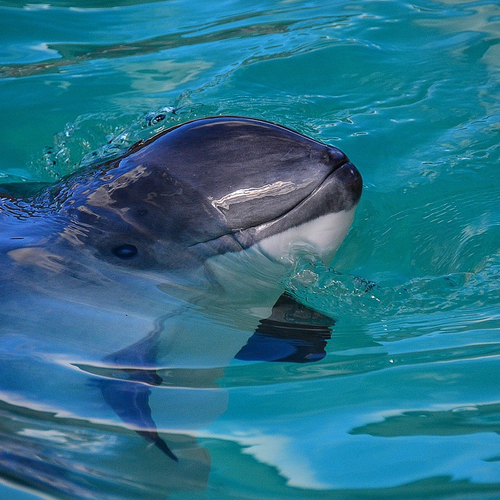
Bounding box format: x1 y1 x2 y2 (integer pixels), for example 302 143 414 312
0 0 499 499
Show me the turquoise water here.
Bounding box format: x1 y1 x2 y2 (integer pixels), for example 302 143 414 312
1 0 499 499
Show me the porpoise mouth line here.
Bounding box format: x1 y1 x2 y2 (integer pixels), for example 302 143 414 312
188 157 354 251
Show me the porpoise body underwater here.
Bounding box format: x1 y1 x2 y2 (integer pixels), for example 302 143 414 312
0 117 362 472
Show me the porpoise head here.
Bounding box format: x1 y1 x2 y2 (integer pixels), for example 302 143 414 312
51 116 362 277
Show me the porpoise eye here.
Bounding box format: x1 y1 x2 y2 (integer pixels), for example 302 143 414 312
112 244 138 260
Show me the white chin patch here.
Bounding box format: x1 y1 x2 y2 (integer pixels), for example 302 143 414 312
257 208 356 263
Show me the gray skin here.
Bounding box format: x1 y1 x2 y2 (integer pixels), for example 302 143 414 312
0 117 362 468
2 116 361 272
34 116 361 271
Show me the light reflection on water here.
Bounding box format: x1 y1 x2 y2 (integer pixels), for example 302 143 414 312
1 0 500 498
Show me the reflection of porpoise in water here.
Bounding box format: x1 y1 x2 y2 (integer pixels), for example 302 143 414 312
0 117 362 490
